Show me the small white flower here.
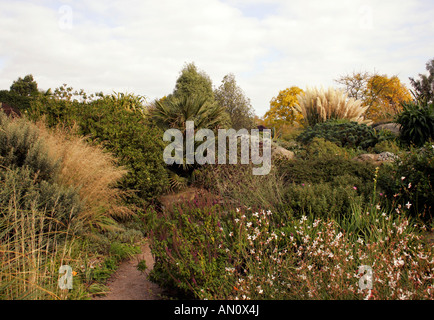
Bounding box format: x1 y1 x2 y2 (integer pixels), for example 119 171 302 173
405 202 412 209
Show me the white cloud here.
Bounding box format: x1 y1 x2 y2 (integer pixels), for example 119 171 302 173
0 0 433 116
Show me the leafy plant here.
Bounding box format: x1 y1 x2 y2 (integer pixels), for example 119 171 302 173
296 120 381 150
395 101 434 147
377 142 433 221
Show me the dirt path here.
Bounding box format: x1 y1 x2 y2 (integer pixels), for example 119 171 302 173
93 240 162 300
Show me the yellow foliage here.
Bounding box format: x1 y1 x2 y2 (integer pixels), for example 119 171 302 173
365 75 412 121
263 86 304 131
335 72 412 122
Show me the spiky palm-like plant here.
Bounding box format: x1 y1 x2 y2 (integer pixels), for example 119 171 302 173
295 87 371 127
152 94 230 170
152 94 230 132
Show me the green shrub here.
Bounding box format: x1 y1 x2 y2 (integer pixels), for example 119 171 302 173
371 139 402 154
281 179 366 221
149 196 236 299
395 101 434 147
27 95 170 204
0 90 32 112
298 137 355 160
377 142 433 221
277 155 375 188
296 120 380 150
0 111 59 182
192 163 285 213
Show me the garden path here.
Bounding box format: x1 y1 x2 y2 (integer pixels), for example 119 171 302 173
92 241 162 300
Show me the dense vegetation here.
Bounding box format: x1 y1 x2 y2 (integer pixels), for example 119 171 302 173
1 59 433 300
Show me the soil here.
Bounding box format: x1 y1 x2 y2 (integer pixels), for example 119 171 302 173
92 240 163 300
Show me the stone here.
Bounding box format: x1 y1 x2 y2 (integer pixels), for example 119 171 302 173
372 123 401 136
272 144 295 160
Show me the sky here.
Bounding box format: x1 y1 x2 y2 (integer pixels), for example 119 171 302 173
0 0 433 117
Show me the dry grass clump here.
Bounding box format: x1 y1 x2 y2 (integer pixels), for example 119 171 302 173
295 87 371 126
36 122 132 227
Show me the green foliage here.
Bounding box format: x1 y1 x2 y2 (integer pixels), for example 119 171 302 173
152 94 230 131
149 196 236 299
0 90 32 112
277 155 375 187
136 260 148 273
371 139 402 154
0 111 59 182
192 163 285 213
377 142 433 221
9 74 39 97
301 137 351 159
171 62 215 102
214 73 256 130
296 120 380 150
77 99 169 203
281 178 366 221
395 101 434 147
27 94 170 204
109 241 140 261
0 167 82 230
409 57 434 104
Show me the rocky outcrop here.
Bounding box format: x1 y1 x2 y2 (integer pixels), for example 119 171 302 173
352 151 398 165
272 143 295 160
372 123 401 136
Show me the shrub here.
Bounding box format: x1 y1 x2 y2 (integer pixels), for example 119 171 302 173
395 101 434 147
371 139 402 154
0 90 32 112
296 120 379 150
192 163 285 213
281 179 366 221
149 195 236 299
0 111 59 182
299 137 353 159
149 198 434 300
295 87 370 127
377 142 433 221
36 123 131 227
27 95 170 204
277 155 375 188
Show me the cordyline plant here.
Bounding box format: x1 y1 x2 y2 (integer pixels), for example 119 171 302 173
295 87 371 127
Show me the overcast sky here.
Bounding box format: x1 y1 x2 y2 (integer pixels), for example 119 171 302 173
1 0 433 116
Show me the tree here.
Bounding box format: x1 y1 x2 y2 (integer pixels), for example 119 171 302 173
214 73 255 130
263 86 304 130
409 57 434 104
171 62 215 102
335 72 412 122
10 74 38 97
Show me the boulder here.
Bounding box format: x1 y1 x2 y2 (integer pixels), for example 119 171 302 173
352 151 398 165
372 123 401 136
272 144 295 160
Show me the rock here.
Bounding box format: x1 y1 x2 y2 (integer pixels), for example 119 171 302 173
353 153 378 162
272 144 295 160
377 151 398 162
352 151 398 165
372 123 401 136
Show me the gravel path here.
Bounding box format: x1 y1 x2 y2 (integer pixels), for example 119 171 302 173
93 241 162 300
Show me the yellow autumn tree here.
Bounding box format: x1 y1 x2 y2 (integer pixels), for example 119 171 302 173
263 86 304 133
365 75 412 121
336 72 412 122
